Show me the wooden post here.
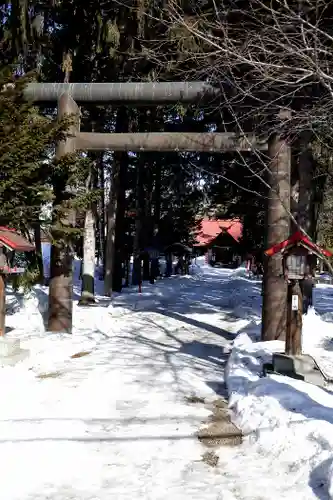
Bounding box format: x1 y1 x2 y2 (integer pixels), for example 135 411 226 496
262 109 291 341
286 280 302 355
48 93 80 333
0 274 5 336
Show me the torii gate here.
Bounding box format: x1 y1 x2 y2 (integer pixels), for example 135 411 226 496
24 82 288 340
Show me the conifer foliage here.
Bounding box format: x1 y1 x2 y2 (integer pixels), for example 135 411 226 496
0 71 64 231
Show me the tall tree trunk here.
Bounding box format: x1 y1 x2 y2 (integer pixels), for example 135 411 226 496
290 150 299 235
312 169 327 242
132 157 145 286
297 133 315 237
104 162 117 296
104 108 128 296
152 109 162 237
132 110 150 285
154 162 162 229
145 160 154 244
33 220 44 284
99 161 106 269
79 205 96 305
296 134 316 308
99 158 106 269
79 165 96 304
94 156 102 267
262 110 291 341
112 151 128 292
142 159 153 281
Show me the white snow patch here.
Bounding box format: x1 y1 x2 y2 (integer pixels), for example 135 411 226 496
0 263 238 499
3 257 333 498
225 306 333 499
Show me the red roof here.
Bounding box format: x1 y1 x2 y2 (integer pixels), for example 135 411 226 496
265 231 332 258
195 218 243 246
0 227 35 252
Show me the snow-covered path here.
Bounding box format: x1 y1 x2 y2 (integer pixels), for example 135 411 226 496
0 265 248 500
5 263 333 499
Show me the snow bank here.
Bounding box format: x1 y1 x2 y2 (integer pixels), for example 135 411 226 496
0 264 240 500
230 263 249 278
6 254 333 498
225 310 333 498
41 242 51 279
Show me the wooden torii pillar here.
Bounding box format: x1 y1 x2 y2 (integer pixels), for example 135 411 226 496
47 93 80 333
25 82 267 334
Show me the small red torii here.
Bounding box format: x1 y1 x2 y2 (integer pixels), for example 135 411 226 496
265 231 332 259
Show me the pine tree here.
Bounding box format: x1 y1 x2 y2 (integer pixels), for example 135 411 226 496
0 71 65 231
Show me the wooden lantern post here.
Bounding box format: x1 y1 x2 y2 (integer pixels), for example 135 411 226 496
265 231 333 356
283 246 310 355
0 273 5 337
286 279 302 355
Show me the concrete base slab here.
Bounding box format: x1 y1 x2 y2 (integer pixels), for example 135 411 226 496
263 353 332 388
0 348 29 366
0 337 21 356
0 338 29 366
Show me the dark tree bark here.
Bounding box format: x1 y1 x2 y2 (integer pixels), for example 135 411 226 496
297 133 315 237
142 160 154 282
312 170 327 242
132 110 150 286
290 150 299 235
79 169 96 306
104 160 118 295
262 110 291 341
112 150 128 292
104 107 129 296
132 155 145 286
95 153 105 268
153 162 162 230
33 221 44 284
113 110 131 292
296 134 317 306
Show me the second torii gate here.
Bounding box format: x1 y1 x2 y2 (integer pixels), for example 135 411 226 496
25 82 286 338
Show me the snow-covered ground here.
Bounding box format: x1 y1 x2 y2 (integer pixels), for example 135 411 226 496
224 285 333 500
1 258 333 498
